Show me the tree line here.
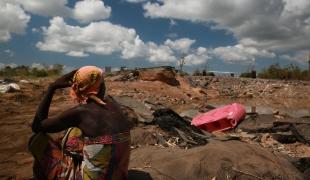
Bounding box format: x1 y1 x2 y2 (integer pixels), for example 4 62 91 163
0 64 64 77
241 63 309 80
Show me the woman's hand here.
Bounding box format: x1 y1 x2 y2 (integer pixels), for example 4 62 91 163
50 70 77 89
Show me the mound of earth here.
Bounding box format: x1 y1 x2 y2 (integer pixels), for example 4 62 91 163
129 140 303 180
138 66 180 86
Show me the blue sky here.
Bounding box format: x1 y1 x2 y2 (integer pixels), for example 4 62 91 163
0 0 309 73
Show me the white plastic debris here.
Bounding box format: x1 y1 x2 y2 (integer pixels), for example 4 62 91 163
0 83 21 93
19 80 30 83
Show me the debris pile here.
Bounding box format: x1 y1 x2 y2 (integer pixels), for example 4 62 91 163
0 79 21 93
152 108 209 148
193 76 310 99
237 114 310 145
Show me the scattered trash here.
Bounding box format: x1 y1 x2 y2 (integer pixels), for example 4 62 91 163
19 80 30 83
191 103 246 132
153 108 211 147
0 83 21 93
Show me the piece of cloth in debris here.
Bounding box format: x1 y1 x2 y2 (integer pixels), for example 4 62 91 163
70 66 105 105
29 128 131 180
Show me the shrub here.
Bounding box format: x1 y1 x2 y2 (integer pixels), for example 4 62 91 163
258 63 309 80
0 64 64 78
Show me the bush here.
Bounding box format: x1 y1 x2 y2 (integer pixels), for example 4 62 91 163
240 70 256 78
192 69 202 76
258 63 309 80
240 72 252 78
192 69 214 76
31 68 48 77
0 64 64 78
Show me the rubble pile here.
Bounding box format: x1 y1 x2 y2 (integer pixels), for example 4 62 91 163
193 76 310 99
237 114 310 145
152 108 209 147
106 66 180 86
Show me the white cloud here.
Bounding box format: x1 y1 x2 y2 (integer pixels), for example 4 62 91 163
0 2 30 42
143 0 310 53
66 51 89 57
37 17 144 58
147 42 177 63
31 28 40 33
166 32 178 39
184 47 211 65
164 38 195 53
126 0 148 3
169 19 177 27
4 49 14 57
31 63 45 70
13 0 71 17
121 36 148 59
280 51 309 63
0 63 4 70
72 0 111 23
37 17 206 65
213 44 275 63
6 0 111 24
35 12 278 66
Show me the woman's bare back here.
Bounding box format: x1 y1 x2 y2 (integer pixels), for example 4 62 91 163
78 96 131 137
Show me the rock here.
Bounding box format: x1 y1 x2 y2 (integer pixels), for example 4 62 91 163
130 126 161 146
143 100 164 111
114 96 154 123
237 114 275 133
129 141 303 180
292 124 310 144
0 83 21 93
238 115 310 144
179 109 200 119
139 67 180 86
271 132 297 144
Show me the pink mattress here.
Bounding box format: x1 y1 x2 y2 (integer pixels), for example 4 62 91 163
191 103 246 132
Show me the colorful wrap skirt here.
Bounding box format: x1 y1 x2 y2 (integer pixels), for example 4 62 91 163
28 128 131 180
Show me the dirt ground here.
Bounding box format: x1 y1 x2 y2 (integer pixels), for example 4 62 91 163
0 71 309 179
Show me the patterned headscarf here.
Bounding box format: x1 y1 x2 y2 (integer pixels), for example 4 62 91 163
70 66 105 105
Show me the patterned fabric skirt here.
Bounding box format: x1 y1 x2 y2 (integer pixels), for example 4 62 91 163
28 129 131 180
28 133 82 180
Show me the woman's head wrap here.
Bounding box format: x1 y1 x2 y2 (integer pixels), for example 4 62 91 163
70 66 105 105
